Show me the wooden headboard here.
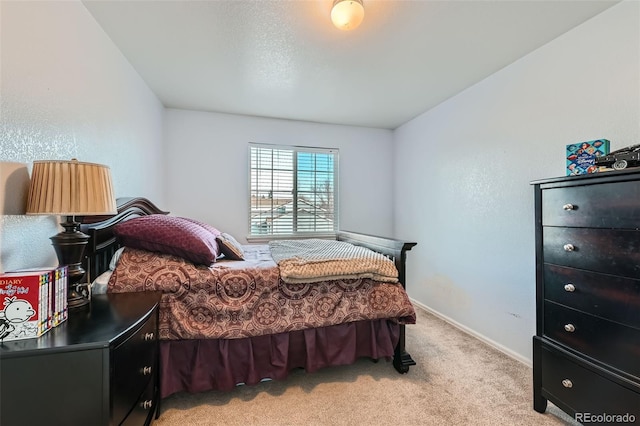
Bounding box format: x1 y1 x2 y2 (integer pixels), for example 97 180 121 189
80 197 169 282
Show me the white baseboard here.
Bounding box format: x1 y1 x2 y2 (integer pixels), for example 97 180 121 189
410 298 532 368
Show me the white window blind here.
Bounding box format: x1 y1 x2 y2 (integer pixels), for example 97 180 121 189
249 143 339 238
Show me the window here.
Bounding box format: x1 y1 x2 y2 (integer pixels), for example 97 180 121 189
249 143 339 238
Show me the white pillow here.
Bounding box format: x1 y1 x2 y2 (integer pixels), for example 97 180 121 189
109 247 126 270
91 270 112 295
91 247 124 295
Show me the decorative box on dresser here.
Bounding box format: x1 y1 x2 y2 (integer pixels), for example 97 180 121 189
532 170 640 424
0 291 161 426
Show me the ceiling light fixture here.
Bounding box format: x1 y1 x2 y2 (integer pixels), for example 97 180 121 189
331 0 364 31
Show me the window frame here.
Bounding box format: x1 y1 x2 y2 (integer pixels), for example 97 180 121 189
248 143 339 241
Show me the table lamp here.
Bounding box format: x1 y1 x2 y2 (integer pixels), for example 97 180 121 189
26 159 117 309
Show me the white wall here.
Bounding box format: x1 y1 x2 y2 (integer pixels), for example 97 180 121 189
0 1 165 272
163 109 394 241
394 0 640 363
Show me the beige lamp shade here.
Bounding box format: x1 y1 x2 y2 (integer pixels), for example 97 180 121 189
26 159 117 216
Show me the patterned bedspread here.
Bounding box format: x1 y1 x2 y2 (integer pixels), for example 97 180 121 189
108 245 416 340
269 239 398 284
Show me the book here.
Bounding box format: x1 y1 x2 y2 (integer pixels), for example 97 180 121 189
0 270 51 341
566 139 610 176
55 266 68 326
8 266 68 328
0 266 69 342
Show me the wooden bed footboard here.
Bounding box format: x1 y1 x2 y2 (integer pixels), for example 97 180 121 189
80 198 417 374
336 231 417 373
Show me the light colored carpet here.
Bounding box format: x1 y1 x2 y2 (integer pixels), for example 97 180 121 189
154 305 579 425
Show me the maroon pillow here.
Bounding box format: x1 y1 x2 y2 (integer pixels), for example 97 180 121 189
180 217 221 238
114 215 220 265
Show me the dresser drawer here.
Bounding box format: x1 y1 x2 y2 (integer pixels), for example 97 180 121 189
544 301 640 377
112 313 157 425
542 180 640 228
543 227 640 278
121 376 156 426
543 264 640 329
540 343 640 421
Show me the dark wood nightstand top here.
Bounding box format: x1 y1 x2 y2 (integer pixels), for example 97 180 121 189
0 291 161 357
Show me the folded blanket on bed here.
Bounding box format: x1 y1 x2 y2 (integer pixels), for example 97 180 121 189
269 239 398 284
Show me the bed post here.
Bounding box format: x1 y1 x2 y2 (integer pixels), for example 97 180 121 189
392 240 417 373
335 231 417 373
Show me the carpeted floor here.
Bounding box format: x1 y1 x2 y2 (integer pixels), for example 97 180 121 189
154 305 579 425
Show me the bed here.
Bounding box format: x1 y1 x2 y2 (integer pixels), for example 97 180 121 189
80 197 417 401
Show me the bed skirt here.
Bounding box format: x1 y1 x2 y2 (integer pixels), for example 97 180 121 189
159 319 400 398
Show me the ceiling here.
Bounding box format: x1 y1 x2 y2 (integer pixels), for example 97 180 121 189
83 0 619 129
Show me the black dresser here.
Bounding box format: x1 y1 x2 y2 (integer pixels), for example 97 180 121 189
0 291 161 426
532 170 640 424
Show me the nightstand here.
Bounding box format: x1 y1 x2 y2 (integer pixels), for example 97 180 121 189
0 291 161 426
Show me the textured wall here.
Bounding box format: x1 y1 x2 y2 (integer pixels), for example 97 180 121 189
163 109 395 242
0 1 164 272
393 1 640 363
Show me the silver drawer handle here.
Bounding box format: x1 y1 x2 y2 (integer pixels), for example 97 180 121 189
564 324 576 332
142 366 152 376
141 400 153 410
562 204 575 211
562 379 573 388
143 332 155 341
563 244 575 252
564 283 576 292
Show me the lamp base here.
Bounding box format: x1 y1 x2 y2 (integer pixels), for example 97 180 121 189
67 283 90 310
50 216 91 310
